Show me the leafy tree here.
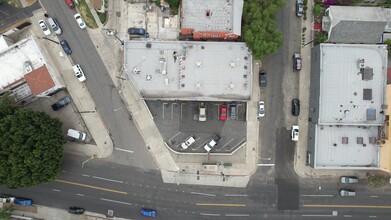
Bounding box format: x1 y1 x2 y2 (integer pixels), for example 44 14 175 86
242 0 286 60
0 106 65 189
0 207 13 220
315 32 328 45
367 173 389 188
0 93 17 118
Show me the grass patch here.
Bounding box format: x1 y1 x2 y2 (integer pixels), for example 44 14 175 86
367 173 389 188
77 0 98 29
97 11 108 25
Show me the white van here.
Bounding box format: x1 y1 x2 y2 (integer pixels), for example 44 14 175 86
48 17 62 35
72 64 87 82
67 129 86 141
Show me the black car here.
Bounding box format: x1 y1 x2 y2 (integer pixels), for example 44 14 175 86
60 40 72 55
291 99 300 116
259 70 266 87
128 27 146 36
69 207 85 214
51 96 71 111
296 0 304 17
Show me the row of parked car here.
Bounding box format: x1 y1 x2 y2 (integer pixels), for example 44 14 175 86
180 134 221 152
339 176 359 197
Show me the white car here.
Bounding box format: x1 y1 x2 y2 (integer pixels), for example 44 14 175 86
72 64 87 82
204 135 221 152
38 20 51 36
291 125 299 141
74 13 86 29
258 101 265 118
181 136 196 150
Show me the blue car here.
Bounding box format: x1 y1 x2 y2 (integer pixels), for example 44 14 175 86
60 40 72 55
14 197 32 206
141 208 156 217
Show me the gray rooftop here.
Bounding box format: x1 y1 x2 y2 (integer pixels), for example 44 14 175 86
314 125 379 169
124 40 252 101
318 44 387 125
181 0 243 35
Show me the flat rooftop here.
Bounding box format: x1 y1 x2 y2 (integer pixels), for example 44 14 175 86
124 40 252 101
318 44 387 125
315 125 379 169
181 0 243 35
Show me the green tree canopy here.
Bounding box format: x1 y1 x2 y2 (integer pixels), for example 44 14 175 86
0 105 65 189
242 0 286 60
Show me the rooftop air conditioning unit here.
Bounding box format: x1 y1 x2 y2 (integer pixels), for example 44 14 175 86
358 58 365 69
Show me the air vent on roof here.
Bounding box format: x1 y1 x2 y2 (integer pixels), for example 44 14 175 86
361 68 373 81
230 62 235 68
133 68 141 74
369 137 377 144
358 58 365 68
342 137 348 144
357 137 363 144
363 89 372 100
146 42 152 48
146 75 152 80
196 61 202 68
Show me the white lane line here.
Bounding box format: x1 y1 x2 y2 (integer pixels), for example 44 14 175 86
76 193 84 196
302 214 332 217
344 215 352 217
257 164 275 167
370 195 378 198
116 148 134 153
52 189 61 192
82 174 90 177
225 214 250 217
100 198 132 206
301 195 334 197
369 216 377 218
225 194 248 197
200 213 220 216
92 176 124 184
191 192 216 197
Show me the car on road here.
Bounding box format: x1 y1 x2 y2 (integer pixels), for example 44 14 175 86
340 176 359 184
204 134 221 152
128 27 146 36
259 70 267 87
141 208 156 217
291 99 300 116
38 20 51 36
14 197 32 206
72 64 87 82
291 125 299 141
48 17 62 35
219 104 227 121
293 52 302 71
296 0 304 17
339 189 356 197
65 0 75 8
258 101 265 118
74 13 86 29
60 40 72 55
181 136 196 150
69 207 85 214
51 96 71 111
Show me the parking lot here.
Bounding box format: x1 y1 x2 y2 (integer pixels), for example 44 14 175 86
146 100 247 153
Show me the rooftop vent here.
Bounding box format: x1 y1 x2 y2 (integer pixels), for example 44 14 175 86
342 137 348 144
369 137 377 144
196 61 202 68
230 62 235 68
146 75 152 80
363 89 372 100
366 108 376 121
195 83 201 88
361 68 373 81
146 42 152 48
133 68 141 74
357 137 363 144
358 58 365 68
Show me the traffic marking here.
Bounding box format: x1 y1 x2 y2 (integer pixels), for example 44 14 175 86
92 176 124 183
303 204 391 209
55 179 127 195
196 203 246 207
100 198 132 206
115 148 134 153
191 192 216 197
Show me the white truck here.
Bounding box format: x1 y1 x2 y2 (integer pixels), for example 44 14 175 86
199 102 206 122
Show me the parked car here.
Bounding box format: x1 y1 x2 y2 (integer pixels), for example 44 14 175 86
64 0 75 9
340 176 359 184
128 27 146 36
60 40 72 55
258 101 265 118
141 208 156 217
48 17 62 35
14 197 32 206
181 136 196 150
296 0 304 17
259 70 267 87
219 104 227 121
67 129 87 141
204 135 221 152
51 96 71 111
291 99 300 116
38 20 51 36
339 189 356 197
293 53 302 71
69 207 85 214
0 194 15 203
74 13 86 29
72 64 87 82
199 102 206 122
230 103 237 119
291 125 299 141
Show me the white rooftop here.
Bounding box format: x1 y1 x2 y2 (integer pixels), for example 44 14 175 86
318 44 387 125
314 125 379 169
0 36 46 90
124 40 252 101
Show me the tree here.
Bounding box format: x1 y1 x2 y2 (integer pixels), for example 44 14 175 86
384 39 391 55
0 106 66 189
242 0 286 60
0 207 13 220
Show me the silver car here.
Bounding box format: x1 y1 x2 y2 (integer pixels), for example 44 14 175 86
258 101 265 118
340 189 356 197
340 176 359 184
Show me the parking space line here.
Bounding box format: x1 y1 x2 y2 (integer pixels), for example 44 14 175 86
216 138 234 151
168 132 181 144
193 140 209 151
172 103 177 119
162 103 168 119
180 103 186 120
226 139 245 151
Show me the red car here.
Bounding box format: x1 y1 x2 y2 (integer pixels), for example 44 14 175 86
219 104 227 121
65 0 75 9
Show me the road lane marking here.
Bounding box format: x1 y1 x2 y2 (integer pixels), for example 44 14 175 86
200 213 220 216
257 164 275 166
55 179 127 195
301 195 333 197
76 193 84 196
92 176 124 183
225 214 250 217
370 195 378 198
52 189 61 192
303 204 391 209
100 198 132 206
82 174 90 177
369 216 377 218
196 203 246 207
302 214 333 217
191 192 216 197
115 148 134 153
344 215 352 217
225 194 248 197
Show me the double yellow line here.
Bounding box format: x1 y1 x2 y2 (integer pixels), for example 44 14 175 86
55 179 127 195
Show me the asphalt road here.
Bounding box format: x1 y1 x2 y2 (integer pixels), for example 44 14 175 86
39 0 155 170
